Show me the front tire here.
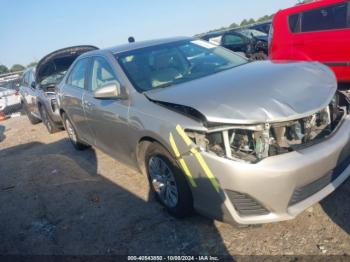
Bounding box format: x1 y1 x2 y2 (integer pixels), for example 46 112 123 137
145 142 193 218
62 113 90 150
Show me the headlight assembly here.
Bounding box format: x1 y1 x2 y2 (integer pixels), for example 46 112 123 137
185 99 345 164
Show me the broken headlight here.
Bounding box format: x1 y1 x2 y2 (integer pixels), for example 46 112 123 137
186 97 345 164
187 124 272 163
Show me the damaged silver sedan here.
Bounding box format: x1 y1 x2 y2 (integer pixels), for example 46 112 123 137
57 37 350 225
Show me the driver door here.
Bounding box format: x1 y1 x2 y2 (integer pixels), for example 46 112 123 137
83 56 131 162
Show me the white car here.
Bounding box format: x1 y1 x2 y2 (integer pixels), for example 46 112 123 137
0 87 21 115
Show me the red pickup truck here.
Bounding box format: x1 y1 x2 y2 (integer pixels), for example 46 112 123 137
269 0 350 83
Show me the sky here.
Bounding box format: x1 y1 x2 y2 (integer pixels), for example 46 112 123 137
0 0 296 67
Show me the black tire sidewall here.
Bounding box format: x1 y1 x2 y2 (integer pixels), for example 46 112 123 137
62 113 89 150
40 106 53 133
23 102 40 124
145 142 193 218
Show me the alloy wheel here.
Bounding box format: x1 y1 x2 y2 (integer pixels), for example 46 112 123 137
148 156 179 208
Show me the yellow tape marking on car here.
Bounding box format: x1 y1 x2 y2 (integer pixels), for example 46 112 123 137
176 125 220 192
169 132 197 188
176 125 193 146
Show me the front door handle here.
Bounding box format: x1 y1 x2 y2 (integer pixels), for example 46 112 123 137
84 101 93 109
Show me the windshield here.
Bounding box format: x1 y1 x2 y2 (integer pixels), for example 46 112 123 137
40 71 66 86
239 29 267 38
116 40 247 92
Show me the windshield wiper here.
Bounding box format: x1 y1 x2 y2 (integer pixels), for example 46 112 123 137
156 82 175 89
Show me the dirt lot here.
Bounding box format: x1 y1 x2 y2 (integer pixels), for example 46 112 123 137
0 115 350 256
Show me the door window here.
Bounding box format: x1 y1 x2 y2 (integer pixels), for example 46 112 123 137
91 57 118 91
22 72 29 87
289 13 301 33
28 71 35 87
301 3 348 32
67 58 90 89
222 34 244 45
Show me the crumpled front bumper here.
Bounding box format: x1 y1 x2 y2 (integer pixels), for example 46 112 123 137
182 115 350 225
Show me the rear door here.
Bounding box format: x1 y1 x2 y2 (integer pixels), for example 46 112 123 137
292 1 350 80
20 71 39 117
61 57 92 142
83 56 131 161
28 70 40 116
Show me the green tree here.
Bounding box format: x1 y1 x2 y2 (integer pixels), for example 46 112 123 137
247 18 255 25
257 15 270 22
240 19 249 26
229 22 239 28
0 65 9 74
10 64 25 72
27 61 38 68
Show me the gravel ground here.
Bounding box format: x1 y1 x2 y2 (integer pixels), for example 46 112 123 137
0 115 350 256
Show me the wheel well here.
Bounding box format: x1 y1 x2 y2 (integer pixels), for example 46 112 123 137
137 136 178 176
137 137 156 176
59 109 65 117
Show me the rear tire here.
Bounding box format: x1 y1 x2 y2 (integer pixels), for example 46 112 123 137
23 102 41 125
62 113 90 150
145 142 193 218
39 105 60 134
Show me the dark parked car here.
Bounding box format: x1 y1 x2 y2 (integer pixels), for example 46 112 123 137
200 28 268 60
248 20 272 34
20 46 98 133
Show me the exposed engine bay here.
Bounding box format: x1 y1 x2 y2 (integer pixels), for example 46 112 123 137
40 71 67 93
186 92 349 163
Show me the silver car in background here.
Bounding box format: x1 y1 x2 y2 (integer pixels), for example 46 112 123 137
0 86 21 115
57 37 350 225
20 46 98 133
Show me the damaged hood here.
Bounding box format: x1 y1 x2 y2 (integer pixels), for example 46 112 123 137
36 45 98 84
145 61 337 124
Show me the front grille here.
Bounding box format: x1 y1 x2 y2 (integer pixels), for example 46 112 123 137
226 190 270 217
289 156 350 206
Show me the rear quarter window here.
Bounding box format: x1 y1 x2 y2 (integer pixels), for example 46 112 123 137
301 2 349 32
289 13 301 33
22 72 29 87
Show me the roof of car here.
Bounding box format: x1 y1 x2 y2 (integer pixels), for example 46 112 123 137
278 0 344 14
102 37 192 54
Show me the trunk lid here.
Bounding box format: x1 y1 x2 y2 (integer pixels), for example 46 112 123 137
36 45 98 85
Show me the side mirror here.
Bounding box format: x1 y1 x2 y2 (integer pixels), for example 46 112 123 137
93 82 125 99
31 81 36 88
